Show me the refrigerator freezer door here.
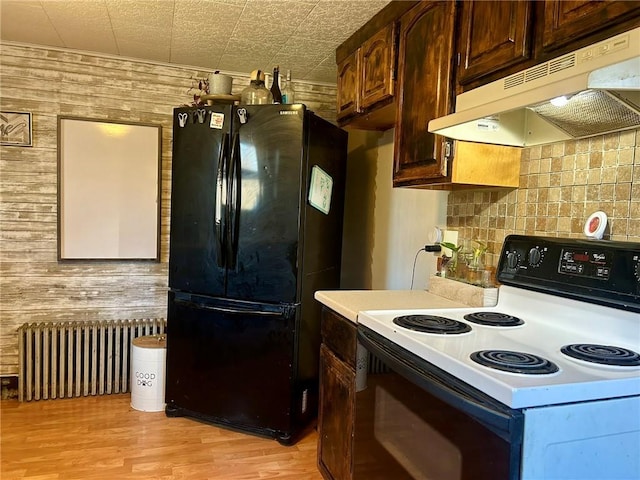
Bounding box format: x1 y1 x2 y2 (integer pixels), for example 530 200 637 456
169 106 231 296
165 291 295 439
225 105 306 304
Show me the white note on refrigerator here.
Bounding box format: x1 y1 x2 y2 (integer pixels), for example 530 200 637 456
308 165 333 215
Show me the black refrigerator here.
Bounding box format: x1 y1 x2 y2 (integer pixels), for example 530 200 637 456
165 103 346 444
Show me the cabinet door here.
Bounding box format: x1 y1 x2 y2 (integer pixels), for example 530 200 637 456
457 0 534 86
318 344 355 480
336 50 360 121
360 23 396 110
393 1 456 187
542 1 640 51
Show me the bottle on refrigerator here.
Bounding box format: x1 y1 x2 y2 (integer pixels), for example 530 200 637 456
241 69 273 105
270 66 283 104
282 69 295 104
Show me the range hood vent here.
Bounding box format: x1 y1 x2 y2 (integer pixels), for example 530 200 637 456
529 90 640 138
429 28 640 147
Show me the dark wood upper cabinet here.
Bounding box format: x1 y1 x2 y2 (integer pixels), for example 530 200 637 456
456 0 640 91
393 1 457 187
542 1 640 52
360 23 396 110
336 51 360 122
457 0 534 86
334 0 639 188
336 23 398 129
334 1 418 130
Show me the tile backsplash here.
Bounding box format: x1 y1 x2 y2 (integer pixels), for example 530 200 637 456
447 129 639 267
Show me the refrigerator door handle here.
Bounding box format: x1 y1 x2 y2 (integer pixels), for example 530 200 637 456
226 132 241 269
214 133 229 268
174 298 285 317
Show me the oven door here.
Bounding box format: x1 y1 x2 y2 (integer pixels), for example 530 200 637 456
355 326 524 480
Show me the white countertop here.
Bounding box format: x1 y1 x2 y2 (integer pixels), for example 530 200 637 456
314 289 466 323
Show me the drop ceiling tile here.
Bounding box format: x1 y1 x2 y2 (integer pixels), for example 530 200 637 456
0 1 64 46
318 52 336 67
226 25 297 49
108 0 175 29
268 54 325 79
299 0 389 41
224 32 291 60
108 0 175 50
306 65 337 84
234 0 315 29
318 0 391 25
57 27 119 54
169 41 226 69
42 0 119 53
216 54 268 76
172 51 223 71
112 24 173 49
116 39 171 63
41 1 112 28
278 37 335 61
173 1 243 32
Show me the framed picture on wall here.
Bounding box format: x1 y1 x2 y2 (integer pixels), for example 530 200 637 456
1 111 32 147
57 116 162 261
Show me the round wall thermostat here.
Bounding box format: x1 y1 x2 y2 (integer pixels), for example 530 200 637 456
584 211 607 239
429 226 443 244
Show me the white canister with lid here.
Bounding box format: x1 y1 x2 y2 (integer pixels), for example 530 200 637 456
131 334 167 412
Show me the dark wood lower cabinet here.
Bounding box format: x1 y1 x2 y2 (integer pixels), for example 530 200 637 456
318 308 357 480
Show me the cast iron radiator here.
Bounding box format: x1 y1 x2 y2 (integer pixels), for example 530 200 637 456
17 318 166 402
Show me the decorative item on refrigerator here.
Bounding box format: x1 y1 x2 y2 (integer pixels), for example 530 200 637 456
270 66 283 104
282 70 295 104
241 69 273 105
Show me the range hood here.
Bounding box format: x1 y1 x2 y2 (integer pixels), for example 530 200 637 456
429 27 640 147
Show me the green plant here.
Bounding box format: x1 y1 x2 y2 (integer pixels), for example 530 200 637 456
470 240 488 269
439 242 462 274
439 241 461 254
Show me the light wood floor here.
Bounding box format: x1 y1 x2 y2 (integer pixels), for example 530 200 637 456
1 394 323 479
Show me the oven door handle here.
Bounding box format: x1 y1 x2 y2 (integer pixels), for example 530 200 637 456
357 326 523 443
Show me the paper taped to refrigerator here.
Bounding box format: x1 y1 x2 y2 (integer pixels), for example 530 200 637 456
210 112 224 129
308 165 333 214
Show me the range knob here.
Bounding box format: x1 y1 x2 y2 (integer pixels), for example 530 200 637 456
528 247 542 266
506 251 520 269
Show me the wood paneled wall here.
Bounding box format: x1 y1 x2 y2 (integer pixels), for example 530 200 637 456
0 43 337 376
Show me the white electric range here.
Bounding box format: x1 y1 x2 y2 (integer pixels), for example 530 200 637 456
354 235 640 480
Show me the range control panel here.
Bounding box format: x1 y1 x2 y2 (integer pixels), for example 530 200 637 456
558 248 613 280
497 235 640 311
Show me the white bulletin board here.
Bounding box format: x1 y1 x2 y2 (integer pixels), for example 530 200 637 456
57 117 161 261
